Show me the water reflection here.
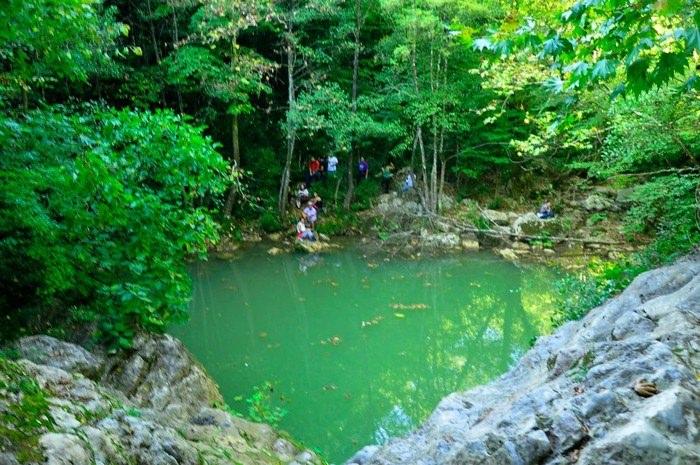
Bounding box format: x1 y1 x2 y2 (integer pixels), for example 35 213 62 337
173 246 557 463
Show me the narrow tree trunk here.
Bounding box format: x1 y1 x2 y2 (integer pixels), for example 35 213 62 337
343 0 362 210
410 30 430 212
278 30 296 217
223 114 241 217
172 6 184 114
146 0 161 63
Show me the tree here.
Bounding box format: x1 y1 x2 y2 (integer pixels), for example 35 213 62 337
482 0 700 96
166 0 274 216
273 0 338 217
0 107 229 350
0 0 129 108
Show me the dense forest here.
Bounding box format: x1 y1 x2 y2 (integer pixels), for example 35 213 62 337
1 0 699 351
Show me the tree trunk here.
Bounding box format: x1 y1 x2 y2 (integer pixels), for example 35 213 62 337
278 29 296 217
410 31 430 212
223 114 241 217
146 0 161 63
172 6 184 114
343 0 362 210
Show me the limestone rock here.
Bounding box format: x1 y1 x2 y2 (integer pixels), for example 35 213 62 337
101 333 223 418
267 247 284 256
421 232 461 249
40 433 91 465
498 248 519 261
481 209 512 226
347 255 700 465
461 237 480 251
582 193 615 212
3 334 321 465
374 192 422 217
16 335 103 379
295 239 339 254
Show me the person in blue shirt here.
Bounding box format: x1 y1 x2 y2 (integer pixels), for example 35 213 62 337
358 157 369 182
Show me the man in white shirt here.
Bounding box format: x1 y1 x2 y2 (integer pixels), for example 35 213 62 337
327 154 338 177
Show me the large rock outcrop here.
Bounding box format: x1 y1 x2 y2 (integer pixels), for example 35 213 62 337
347 256 700 465
1 334 320 465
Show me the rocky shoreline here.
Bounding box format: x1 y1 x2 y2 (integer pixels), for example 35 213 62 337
0 334 321 465
345 254 700 465
214 187 640 264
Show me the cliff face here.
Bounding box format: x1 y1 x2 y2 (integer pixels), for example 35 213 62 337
347 256 700 465
0 334 320 465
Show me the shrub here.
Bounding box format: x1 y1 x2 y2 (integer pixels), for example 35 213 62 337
0 106 229 351
259 211 283 233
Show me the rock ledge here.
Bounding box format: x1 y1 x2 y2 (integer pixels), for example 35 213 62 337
347 255 700 465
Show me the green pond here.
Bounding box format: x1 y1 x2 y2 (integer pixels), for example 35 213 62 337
170 244 558 463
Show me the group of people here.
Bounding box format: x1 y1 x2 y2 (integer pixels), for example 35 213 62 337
295 185 324 242
305 155 339 185
293 154 421 242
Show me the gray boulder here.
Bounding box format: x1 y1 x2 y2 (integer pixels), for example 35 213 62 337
16 335 103 379
346 255 700 465
3 333 321 465
582 193 615 212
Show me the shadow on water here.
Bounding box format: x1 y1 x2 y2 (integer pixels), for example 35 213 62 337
172 245 558 463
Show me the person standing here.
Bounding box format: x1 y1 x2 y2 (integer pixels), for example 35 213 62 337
308 157 321 184
402 171 414 193
380 163 394 193
358 157 369 182
327 154 339 177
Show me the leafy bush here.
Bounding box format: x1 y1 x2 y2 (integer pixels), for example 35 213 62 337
351 180 380 211
0 106 229 350
552 258 636 328
259 211 283 233
316 212 359 236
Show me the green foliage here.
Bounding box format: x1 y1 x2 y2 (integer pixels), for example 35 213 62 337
351 180 380 211
0 106 229 350
0 357 55 462
245 382 287 427
0 0 128 106
586 213 607 227
259 211 283 233
316 212 360 236
488 0 700 96
552 258 635 328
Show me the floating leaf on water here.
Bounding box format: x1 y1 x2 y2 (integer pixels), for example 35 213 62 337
390 303 429 310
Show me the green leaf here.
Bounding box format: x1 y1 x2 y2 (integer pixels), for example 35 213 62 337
684 27 700 51
652 52 688 86
591 58 618 80
472 38 491 51
626 58 651 94
609 83 626 100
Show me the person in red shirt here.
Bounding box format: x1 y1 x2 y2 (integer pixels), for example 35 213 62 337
307 157 321 184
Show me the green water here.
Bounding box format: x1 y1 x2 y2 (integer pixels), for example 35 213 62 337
170 245 557 462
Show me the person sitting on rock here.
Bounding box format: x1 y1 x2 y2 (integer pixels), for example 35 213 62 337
537 201 554 219
303 201 318 229
296 215 316 241
295 183 309 209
